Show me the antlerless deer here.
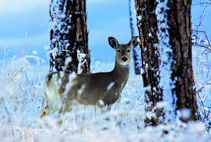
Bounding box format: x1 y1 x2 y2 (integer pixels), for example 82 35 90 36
41 36 139 117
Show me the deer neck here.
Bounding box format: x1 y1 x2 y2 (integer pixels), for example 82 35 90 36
112 59 130 83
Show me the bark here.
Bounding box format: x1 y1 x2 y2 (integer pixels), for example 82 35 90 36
49 0 90 74
167 0 198 120
129 0 142 75
135 0 198 125
135 0 163 126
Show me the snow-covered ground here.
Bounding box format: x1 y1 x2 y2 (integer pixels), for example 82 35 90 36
0 46 210 141
0 0 210 141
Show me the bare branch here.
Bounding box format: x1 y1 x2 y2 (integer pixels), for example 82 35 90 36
192 0 211 6
1 98 15 142
192 29 211 51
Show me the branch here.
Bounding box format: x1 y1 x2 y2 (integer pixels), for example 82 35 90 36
192 0 211 6
192 1 211 27
192 29 211 51
1 98 15 142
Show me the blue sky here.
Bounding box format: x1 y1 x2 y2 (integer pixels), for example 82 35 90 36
87 0 133 62
0 0 210 64
0 0 49 61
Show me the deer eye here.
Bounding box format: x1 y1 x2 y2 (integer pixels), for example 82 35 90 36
127 49 131 53
117 49 121 53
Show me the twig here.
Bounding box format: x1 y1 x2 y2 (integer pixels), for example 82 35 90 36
192 0 211 6
1 98 15 142
192 29 211 51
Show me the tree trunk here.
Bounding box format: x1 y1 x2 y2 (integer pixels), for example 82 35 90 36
49 0 90 74
129 0 142 75
135 0 163 126
167 0 198 120
135 0 198 125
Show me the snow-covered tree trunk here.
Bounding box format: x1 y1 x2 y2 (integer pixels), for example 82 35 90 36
135 0 198 125
135 0 163 126
129 0 142 75
49 0 90 74
167 0 198 120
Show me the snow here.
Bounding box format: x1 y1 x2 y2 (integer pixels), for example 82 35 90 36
177 109 191 120
107 82 115 90
49 0 71 71
155 0 176 122
0 52 210 141
0 0 211 141
77 50 87 74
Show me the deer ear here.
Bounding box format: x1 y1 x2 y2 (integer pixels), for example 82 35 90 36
128 36 140 48
108 37 119 49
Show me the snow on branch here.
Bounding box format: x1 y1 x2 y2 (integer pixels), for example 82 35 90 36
77 50 87 74
192 29 211 51
192 0 211 6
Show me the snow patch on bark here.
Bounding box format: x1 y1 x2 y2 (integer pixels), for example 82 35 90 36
156 0 176 122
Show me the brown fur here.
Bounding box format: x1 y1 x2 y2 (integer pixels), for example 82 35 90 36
41 36 139 117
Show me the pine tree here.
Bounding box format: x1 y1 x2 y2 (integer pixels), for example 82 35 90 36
49 0 90 74
129 0 142 75
134 0 198 126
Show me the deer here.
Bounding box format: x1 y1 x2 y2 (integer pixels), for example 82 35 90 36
41 36 139 117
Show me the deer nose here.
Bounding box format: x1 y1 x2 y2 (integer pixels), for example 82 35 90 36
122 56 128 62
